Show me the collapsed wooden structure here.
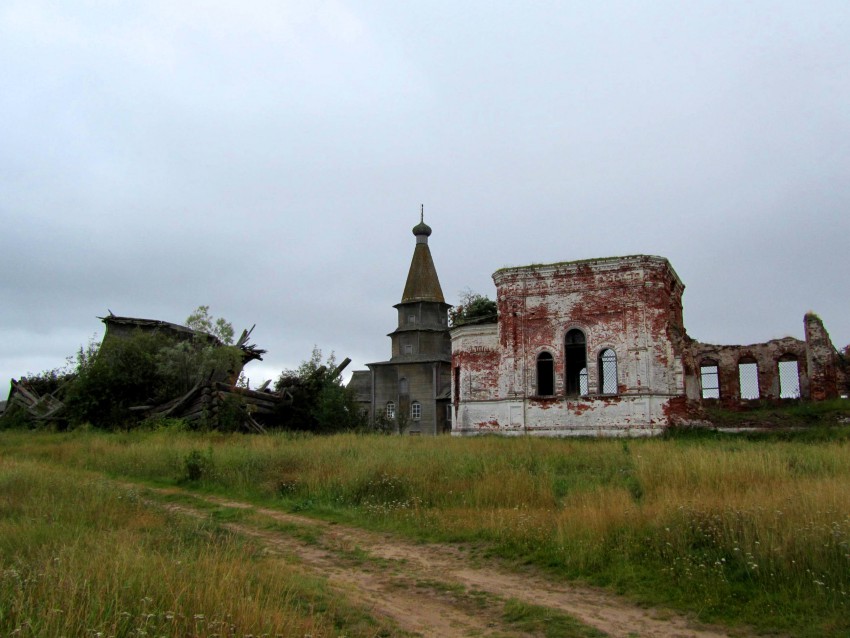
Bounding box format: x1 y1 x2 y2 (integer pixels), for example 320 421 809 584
5 313 352 433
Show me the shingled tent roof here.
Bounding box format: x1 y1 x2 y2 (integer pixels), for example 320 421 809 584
400 214 445 304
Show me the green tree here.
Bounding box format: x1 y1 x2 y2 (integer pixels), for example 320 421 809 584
449 289 498 327
185 305 235 345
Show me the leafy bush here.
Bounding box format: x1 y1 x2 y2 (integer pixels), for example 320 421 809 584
182 449 213 482
63 329 243 430
273 347 364 433
0 405 34 430
63 331 172 429
449 289 497 327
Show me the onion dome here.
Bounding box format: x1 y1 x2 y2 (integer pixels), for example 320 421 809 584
412 218 432 238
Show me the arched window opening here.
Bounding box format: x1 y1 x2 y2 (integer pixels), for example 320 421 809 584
565 329 587 397
738 358 760 400
411 401 421 421
778 355 801 399
536 352 554 396
599 349 618 395
700 361 720 399
399 377 409 395
386 401 396 419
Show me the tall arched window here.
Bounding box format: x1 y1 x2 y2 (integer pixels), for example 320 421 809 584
399 378 409 395
599 349 618 395
565 329 587 397
738 357 760 400
411 401 421 421
778 354 801 399
386 401 396 419
536 352 554 396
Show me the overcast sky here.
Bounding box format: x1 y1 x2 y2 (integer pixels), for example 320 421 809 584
2 0 849 391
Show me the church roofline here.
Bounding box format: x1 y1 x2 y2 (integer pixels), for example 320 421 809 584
400 210 446 304
493 254 683 289
393 301 452 310
366 354 451 367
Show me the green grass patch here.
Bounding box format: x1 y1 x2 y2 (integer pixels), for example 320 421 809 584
502 598 608 637
0 457 397 637
258 519 323 545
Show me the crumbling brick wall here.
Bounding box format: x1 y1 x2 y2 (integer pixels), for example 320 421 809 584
805 313 843 401
450 254 846 437
452 256 687 435
685 337 809 406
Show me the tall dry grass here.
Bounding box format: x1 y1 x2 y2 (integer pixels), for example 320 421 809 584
2 428 849 635
0 456 390 637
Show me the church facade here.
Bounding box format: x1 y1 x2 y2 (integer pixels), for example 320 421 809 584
451 255 846 436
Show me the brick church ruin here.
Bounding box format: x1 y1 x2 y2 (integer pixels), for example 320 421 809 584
353 217 847 436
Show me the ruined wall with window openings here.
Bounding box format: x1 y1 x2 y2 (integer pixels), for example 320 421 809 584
450 255 846 437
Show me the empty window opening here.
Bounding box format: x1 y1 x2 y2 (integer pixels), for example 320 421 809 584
738 359 760 400
399 377 409 395
411 401 421 420
408 315 416 324
403 343 413 355
778 356 801 399
599 349 618 395
454 366 460 404
565 329 587 397
386 401 396 419
536 352 554 395
700 362 720 399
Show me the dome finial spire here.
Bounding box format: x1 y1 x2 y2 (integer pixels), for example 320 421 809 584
412 206 432 241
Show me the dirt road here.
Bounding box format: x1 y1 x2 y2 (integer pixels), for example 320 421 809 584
149 488 740 638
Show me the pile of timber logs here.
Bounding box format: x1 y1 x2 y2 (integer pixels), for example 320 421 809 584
149 381 283 433
6 379 66 423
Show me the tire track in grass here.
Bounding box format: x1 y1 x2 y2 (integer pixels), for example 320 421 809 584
142 486 745 638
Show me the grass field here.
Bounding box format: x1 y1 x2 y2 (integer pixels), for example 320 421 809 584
2 404 850 636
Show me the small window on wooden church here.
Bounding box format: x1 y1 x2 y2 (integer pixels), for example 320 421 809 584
399 378 409 394
411 401 421 420
403 344 413 355
386 402 396 419
408 315 416 324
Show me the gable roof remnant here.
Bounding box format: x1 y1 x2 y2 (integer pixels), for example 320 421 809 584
100 313 267 363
